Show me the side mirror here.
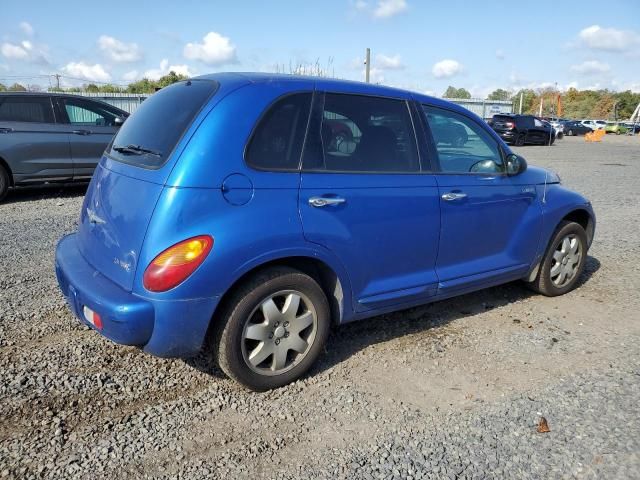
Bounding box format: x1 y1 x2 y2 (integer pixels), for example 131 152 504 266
505 153 527 176
114 116 126 127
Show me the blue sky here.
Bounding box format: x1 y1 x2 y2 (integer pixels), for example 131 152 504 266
1 0 639 97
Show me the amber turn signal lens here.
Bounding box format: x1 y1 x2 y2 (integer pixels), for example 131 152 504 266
143 235 213 292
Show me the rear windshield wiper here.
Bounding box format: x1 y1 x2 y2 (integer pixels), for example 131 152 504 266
112 144 162 157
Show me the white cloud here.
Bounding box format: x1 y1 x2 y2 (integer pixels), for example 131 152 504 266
19 21 34 36
1 40 49 64
432 59 463 78
143 59 195 80
62 62 111 83
578 25 640 52
570 60 610 75
376 54 404 70
373 0 407 18
183 32 237 65
1 42 29 60
98 35 142 63
122 70 139 82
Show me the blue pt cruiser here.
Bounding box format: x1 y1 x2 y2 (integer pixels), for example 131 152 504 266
55 73 595 391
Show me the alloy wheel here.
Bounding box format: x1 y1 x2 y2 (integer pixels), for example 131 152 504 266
241 290 318 376
550 234 582 287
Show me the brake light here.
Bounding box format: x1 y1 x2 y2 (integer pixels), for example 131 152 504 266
506 122 515 129
143 235 213 292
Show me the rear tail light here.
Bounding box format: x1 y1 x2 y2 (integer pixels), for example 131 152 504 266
83 306 103 330
143 235 214 292
506 122 515 129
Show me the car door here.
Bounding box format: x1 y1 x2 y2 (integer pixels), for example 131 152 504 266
0 95 72 183
299 91 440 313
55 96 122 180
523 116 549 144
421 104 542 294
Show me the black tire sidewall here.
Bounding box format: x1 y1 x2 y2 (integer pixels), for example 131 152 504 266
217 268 330 391
538 222 588 296
0 165 9 202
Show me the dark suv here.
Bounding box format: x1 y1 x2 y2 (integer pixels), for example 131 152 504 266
489 114 555 146
0 92 128 201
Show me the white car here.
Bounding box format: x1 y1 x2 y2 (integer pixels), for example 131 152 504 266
581 120 606 130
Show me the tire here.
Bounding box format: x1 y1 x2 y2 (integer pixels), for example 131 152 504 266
526 221 588 297
568 129 574 136
0 164 10 203
515 133 525 146
213 267 330 391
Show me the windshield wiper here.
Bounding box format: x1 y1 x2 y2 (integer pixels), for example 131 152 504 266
112 144 162 157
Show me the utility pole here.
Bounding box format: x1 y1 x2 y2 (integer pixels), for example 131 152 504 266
54 74 60 89
519 91 524 114
364 48 370 83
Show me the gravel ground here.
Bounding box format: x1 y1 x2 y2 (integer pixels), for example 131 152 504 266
1 134 639 479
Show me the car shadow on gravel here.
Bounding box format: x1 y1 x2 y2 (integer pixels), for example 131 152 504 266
1 183 88 205
311 254 601 376
187 258 600 384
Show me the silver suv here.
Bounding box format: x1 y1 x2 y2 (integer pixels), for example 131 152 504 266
0 92 128 201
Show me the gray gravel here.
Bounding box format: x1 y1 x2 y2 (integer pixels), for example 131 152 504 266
1 135 639 479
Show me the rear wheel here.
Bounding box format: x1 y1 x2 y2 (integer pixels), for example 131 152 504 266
213 267 330 391
526 221 587 296
515 133 525 146
0 164 10 202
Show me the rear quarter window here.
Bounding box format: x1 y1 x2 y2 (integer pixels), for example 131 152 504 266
0 96 54 123
108 80 218 169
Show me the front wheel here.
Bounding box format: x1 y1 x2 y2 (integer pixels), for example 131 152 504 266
525 221 588 296
213 267 330 391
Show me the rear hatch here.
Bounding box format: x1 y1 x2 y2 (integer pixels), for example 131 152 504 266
76 79 219 291
491 115 515 132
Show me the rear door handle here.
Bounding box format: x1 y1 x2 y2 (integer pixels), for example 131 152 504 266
309 196 346 207
441 192 467 201
72 129 91 136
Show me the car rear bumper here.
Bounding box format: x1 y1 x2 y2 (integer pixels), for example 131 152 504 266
55 233 219 357
496 130 516 141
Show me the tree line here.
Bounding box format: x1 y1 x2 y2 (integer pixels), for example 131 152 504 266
2 73 638 120
443 85 640 120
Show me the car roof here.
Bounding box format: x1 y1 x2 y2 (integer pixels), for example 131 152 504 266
192 72 480 119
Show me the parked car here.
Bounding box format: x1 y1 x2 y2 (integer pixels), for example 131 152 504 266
581 119 606 130
0 92 128 201
489 114 555 146
604 122 629 135
622 122 640 134
55 74 595 391
562 121 593 136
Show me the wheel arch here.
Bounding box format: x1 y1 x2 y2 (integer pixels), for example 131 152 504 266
562 208 595 246
209 253 352 338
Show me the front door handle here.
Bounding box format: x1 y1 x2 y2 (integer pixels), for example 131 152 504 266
441 192 467 201
72 129 91 136
308 196 346 208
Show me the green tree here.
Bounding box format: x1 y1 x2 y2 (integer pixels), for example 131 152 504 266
8 83 27 92
0 83 7 92
487 88 511 101
443 86 471 99
511 89 536 114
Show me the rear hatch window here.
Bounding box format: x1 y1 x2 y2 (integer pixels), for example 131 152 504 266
108 79 218 169
491 115 515 129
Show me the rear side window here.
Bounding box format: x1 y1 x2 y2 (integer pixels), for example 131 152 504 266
108 80 218 169
245 93 312 171
61 98 123 126
304 93 419 173
0 96 54 123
